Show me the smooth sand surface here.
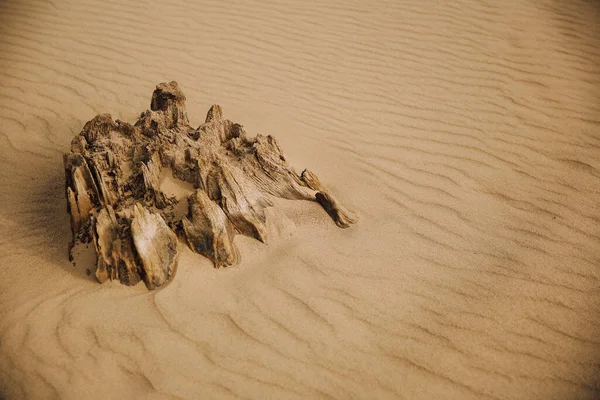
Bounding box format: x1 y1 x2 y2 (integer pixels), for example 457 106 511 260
1 0 600 399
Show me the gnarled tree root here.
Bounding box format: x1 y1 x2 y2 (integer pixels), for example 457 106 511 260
64 81 356 290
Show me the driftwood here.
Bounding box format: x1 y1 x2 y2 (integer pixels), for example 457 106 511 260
64 81 356 290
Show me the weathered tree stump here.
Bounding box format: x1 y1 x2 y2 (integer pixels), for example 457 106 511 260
64 81 356 290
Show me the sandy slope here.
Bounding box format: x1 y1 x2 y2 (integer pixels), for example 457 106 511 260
1 0 600 399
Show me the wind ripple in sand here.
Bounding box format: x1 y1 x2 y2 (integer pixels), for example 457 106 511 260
1 0 600 399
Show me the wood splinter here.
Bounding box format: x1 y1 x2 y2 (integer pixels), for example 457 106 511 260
64 81 356 290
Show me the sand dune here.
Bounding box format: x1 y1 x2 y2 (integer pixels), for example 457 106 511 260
1 0 600 399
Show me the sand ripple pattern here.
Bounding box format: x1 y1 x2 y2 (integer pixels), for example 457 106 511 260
1 0 599 399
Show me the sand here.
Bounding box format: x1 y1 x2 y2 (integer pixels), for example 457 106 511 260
1 0 599 399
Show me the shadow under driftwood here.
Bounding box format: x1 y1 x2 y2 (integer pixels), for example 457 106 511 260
0 118 94 284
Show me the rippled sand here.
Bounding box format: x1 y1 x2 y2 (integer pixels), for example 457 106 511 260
1 0 599 399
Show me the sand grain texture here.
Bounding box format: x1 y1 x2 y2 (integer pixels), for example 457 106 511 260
1 0 600 399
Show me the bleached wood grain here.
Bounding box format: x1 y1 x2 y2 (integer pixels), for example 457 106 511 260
0 0 599 399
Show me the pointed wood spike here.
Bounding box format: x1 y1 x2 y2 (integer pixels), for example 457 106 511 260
205 104 223 123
